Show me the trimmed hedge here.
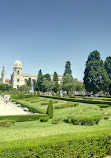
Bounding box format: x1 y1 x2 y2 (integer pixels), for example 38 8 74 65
0 120 15 127
0 135 111 157
40 95 111 106
0 114 47 122
12 99 45 114
54 102 78 109
97 104 110 108
63 116 101 126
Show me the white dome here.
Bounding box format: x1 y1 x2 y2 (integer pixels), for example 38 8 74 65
14 59 22 68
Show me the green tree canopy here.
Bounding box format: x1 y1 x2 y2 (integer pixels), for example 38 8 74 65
63 61 72 76
35 69 43 91
26 78 31 87
83 51 110 94
53 72 59 93
104 56 111 94
62 74 73 94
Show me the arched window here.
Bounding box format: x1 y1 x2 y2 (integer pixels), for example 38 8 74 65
17 71 19 74
17 79 19 82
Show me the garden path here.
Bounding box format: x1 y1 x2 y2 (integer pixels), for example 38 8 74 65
0 96 29 116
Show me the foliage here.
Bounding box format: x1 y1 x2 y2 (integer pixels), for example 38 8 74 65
40 95 111 105
12 99 45 114
43 73 51 81
53 72 59 93
0 114 47 122
104 56 111 95
54 102 78 109
63 116 101 126
35 69 43 91
97 104 110 108
18 85 31 93
0 135 111 157
42 77 55 92
46 100 53 118
26 78 32 87
39 116 49 122
0 120 15 127
0 84 13 92
63 61 72 76
62 73 73 94
84 50 110 94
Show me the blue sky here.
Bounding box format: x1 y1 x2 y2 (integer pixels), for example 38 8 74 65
0 0 111 80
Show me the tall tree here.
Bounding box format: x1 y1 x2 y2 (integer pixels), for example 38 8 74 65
42 78 55 92
26 78 31 87
62 73 73 95
53 72 59 93
46 100 53 119
43 74 51 81
83 51 110 94
63 61 72 76
35 69 43 91
104 56 111 94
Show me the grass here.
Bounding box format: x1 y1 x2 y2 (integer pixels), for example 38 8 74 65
0 95 111 156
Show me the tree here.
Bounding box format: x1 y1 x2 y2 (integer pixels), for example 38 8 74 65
0 84 13 92
104 56 111 94
43 74 51 81
46 100 53 118
62 74 73 95
63 61 72 76
53 72 59 93
42 77 55 92
18 85 31 93
26 78 31 87
83 51 110 94
35 69 43 91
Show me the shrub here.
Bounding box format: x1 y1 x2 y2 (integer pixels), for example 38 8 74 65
40 95 111 106
46 100 53 119
0 120 15 127
63 116 101 126
52 118 61 124
12 99 45 114
0 135 111 157
0 114 47 122
41 101 49 105
97 104 110 108
104 116 109 120
54 102 78 109
39 116 49 122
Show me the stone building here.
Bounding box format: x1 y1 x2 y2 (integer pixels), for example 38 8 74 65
0 59 63 89
11 59 37 89
0 66 5 84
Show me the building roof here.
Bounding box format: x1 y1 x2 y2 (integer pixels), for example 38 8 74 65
14 59 22 68
5 79 10 82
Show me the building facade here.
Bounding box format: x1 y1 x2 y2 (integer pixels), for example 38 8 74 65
11 59 37 89
0 59 63 88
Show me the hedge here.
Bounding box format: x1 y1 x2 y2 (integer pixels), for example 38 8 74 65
12 99 45 114
63 115 101 126
40 95 111 105
0 114 47 122
0 135 111 157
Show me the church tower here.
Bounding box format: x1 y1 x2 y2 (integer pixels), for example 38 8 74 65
12 59 23 88
1 66 5 84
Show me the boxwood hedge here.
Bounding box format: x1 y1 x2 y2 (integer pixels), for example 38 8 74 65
0 135 111 157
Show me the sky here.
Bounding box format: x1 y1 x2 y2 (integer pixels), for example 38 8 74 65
0 0 111 80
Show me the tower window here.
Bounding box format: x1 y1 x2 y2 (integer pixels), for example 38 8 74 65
17 71 19 74
17 79 19 82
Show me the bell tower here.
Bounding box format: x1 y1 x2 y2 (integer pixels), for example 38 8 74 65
1 66 5 84
12 59 23 88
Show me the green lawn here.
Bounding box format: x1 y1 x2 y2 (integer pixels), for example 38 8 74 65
0 96 111 157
